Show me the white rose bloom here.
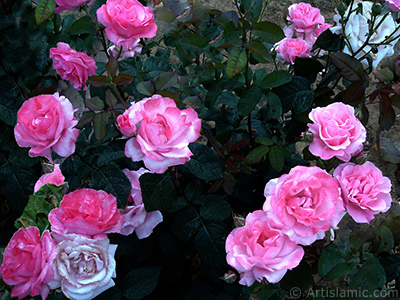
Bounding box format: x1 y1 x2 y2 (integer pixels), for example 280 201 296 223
331 0 400 68
49 233 117 300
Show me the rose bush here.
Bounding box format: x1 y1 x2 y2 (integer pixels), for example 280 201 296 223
123 95 202 173
226 210 304 286
307 102 367 162
263 166 344 245
48 189 122 239
0 227 56 300
333 162 392 223
14 93 79 161
49 233 117 300
49 42 97 91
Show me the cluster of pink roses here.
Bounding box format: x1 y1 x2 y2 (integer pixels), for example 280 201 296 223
275 2 331 64
0 166 163 300
226 102 392 286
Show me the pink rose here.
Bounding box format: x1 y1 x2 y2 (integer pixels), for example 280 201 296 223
307 102 367 162
49 233 117 300
124 95 202 173
333 162 392 223
96 0 157 48
386 0 400 12
276 38 311 64
226 210 304 286
0 227 57 300
49 42 97 91
34 164 65 193
283 23 331 46
48 188 122 239
116 100 146 137
14 93 79 161
287 3 325 33
263 166 344 245
108 41 143 59
54 0 95 13
119 168 163 238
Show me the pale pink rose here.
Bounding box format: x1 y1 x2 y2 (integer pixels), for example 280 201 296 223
333 162 392 223
287 3 325 33
226 210 304 286
14 93 79 161
0 227 57 300
307 102 367 162
387 0 400 12
276 38 311 64
263 166 344 246
119 168 163 238
55 0 95 13
49 42 97 91
48 188 122 239
124 95 202 173
108 41 143 59
96 0 157 48
34 164 65 193
49 233 117 300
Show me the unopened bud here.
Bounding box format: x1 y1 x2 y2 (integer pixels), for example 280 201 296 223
302 131 314 143
221 271 237 283
372 3 382 16
355 151 368 164
337 1 346 16
233 213 245 227
371 45 379 54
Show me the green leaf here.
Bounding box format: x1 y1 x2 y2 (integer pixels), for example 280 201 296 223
280 260 314 291
262 70 292 89
112 74 135 85
35 0 55 25
343 80 366 104
329 52 367 82
269 146 284 171
240 0 262 23
69 16 94 35
238 86 262 116
226 48 247 79
106 54 119 78
185 143 223 182
200 195 232 221
0 104 17 126
140 173 176 212
348 253 386 291
156 72 179 90
314 29 342 52
85 96 104 111
92 165 131 208
252 22 285 44
318 244 356 281
93 112 108 142
122 267 161 300
76 111 95 129
380 254 400 282
265 92 282 119
194 223 228 267
294 57 324 83
245 40 272 63
245 145 269 164
379 225 394 252
171 207 201 242
216 91 240 106
88 75 108 87
136 81 155 96
97 151 126 166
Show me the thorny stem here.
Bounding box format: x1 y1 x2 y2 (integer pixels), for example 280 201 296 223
112 85 129 108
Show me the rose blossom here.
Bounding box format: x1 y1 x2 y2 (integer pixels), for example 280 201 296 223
386 0 400 12
108 41 143 59
55 0 95 13
285 3 331 45
263 166 344 246
333 162 392 223
276 38 311 64
331 0 400 68
124 95 202 173
96 0 157 49
0 227 57 300
34 164 65 193
307 102 366 162
14 93 79 161
50 42 97 91
226 210 304 286
119 168 163 238
48 188 122 239
49 233 117 300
